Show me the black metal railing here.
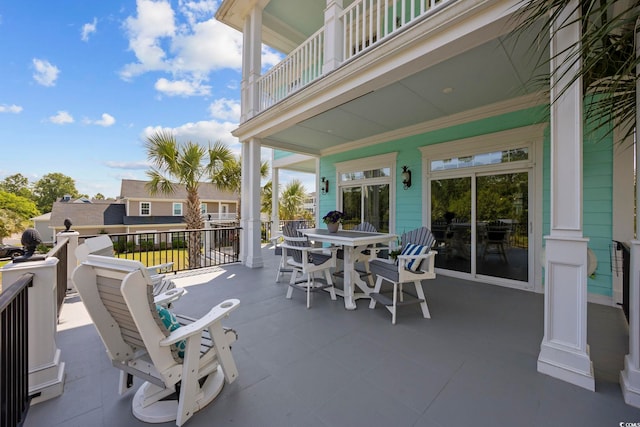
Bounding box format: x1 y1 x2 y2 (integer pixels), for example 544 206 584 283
0 273 33 427
46 239 68 319
80 227 242 273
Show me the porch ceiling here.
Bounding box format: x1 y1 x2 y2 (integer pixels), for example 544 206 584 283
260 22 549 156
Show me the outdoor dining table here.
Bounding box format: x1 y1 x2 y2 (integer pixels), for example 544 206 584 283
298 228 398 310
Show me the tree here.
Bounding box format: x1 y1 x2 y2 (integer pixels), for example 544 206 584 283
261 180 274 218
33 172 80 213
94 193 105 200
145 130 234 268
0 190 40 240
0 173 33 200
279 179 308 220
210 155 269 219
513 0 639 140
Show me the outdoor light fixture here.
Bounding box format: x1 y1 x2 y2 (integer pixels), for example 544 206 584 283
401 166 412 189
321 177 329 194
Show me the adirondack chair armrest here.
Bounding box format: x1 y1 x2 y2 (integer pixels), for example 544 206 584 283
153 287 186 306
160 299 240 346
147 262 174 274
396 250 437 262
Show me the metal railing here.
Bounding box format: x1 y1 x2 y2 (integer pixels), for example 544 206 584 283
81 227 242 273
0 273 32 427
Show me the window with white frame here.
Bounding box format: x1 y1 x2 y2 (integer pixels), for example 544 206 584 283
140 201 151 216
200 203 207 215
335 153 396 233
173 202 183 216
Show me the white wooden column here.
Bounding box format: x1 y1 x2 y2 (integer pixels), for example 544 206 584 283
243 138 264 268
323 0 344 73
271 163 280 237
537 1 594 391
620 19 640 407
246 5 263 120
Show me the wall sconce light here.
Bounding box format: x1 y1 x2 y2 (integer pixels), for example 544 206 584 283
321 177 329 194
401 166 412 189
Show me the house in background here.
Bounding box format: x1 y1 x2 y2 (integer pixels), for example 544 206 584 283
49 179 238 238
31 212 53 244
216 0 638 403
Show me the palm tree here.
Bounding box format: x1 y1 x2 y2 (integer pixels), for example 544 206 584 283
210 155 270 220
513 0 639 140
145 130 233 268
261 180 274 218
279 179 308 220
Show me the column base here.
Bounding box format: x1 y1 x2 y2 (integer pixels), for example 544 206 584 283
538 341 595 391
29 349 65 404
621 355 640 407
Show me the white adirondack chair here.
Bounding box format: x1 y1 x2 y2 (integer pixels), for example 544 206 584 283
72 255 240 426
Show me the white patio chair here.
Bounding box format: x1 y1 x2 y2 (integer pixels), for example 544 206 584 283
72 255 239 427
281 222 338 308
76 235 184 306
368 226 437 324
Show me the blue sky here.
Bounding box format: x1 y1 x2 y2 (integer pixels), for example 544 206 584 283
0 0 314 199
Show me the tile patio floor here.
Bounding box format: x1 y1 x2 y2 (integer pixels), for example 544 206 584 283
24 246 640 427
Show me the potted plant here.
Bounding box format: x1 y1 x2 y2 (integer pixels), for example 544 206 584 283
322 210 345 233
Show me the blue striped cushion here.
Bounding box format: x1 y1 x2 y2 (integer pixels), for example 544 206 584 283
400 243 429 271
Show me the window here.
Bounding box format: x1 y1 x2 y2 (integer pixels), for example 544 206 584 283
335 153 396 233
140 202 151 216
173 203 183 216
200 203 207 215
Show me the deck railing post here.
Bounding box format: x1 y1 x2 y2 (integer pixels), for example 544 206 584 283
323 0 344 73
57 231 79 291
1 258 66 404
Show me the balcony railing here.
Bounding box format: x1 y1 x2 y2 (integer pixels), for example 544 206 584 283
258 27 325 110
343 0 449 60
45 239 68 319
255 0 452 114
81 227 241 273
0 273 32 427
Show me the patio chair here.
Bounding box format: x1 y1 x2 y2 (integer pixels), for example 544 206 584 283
76 235 184 306
333 221 377 286
368 226 437 324
481 220 510 262
281 222 338 308
271 233 293 283
72 255 240 427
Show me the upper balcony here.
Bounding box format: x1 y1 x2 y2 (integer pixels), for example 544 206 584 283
257 0 452 112
217 0 544 156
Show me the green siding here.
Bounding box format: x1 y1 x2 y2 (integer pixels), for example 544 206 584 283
319 103 615 296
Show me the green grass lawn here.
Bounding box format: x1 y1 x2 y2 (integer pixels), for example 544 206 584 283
116 249 189 272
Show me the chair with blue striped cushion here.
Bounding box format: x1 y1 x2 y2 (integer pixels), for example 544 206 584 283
368 227 436 324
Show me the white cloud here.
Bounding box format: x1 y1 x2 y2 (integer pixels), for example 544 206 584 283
120 0 279 97
142 119 241 153
32 58 60 87
81 17 98 41
208 98 240 122
0 104 23 113
49 111 74 124
154 77 210 96
104 160 149 170
85 113 116 127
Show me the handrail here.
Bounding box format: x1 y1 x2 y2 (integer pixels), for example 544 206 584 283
0 273 33 427
46 237 68 318
258 27 325 110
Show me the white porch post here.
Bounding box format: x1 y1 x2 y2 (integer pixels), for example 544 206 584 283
537 1 595 391
620 17 640 407
323 0 344 74
57 230 79 291
243 138 264 268
241 4 263 120
271 163 280 236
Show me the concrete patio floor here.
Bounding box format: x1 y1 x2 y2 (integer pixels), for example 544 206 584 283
24 246 640 427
